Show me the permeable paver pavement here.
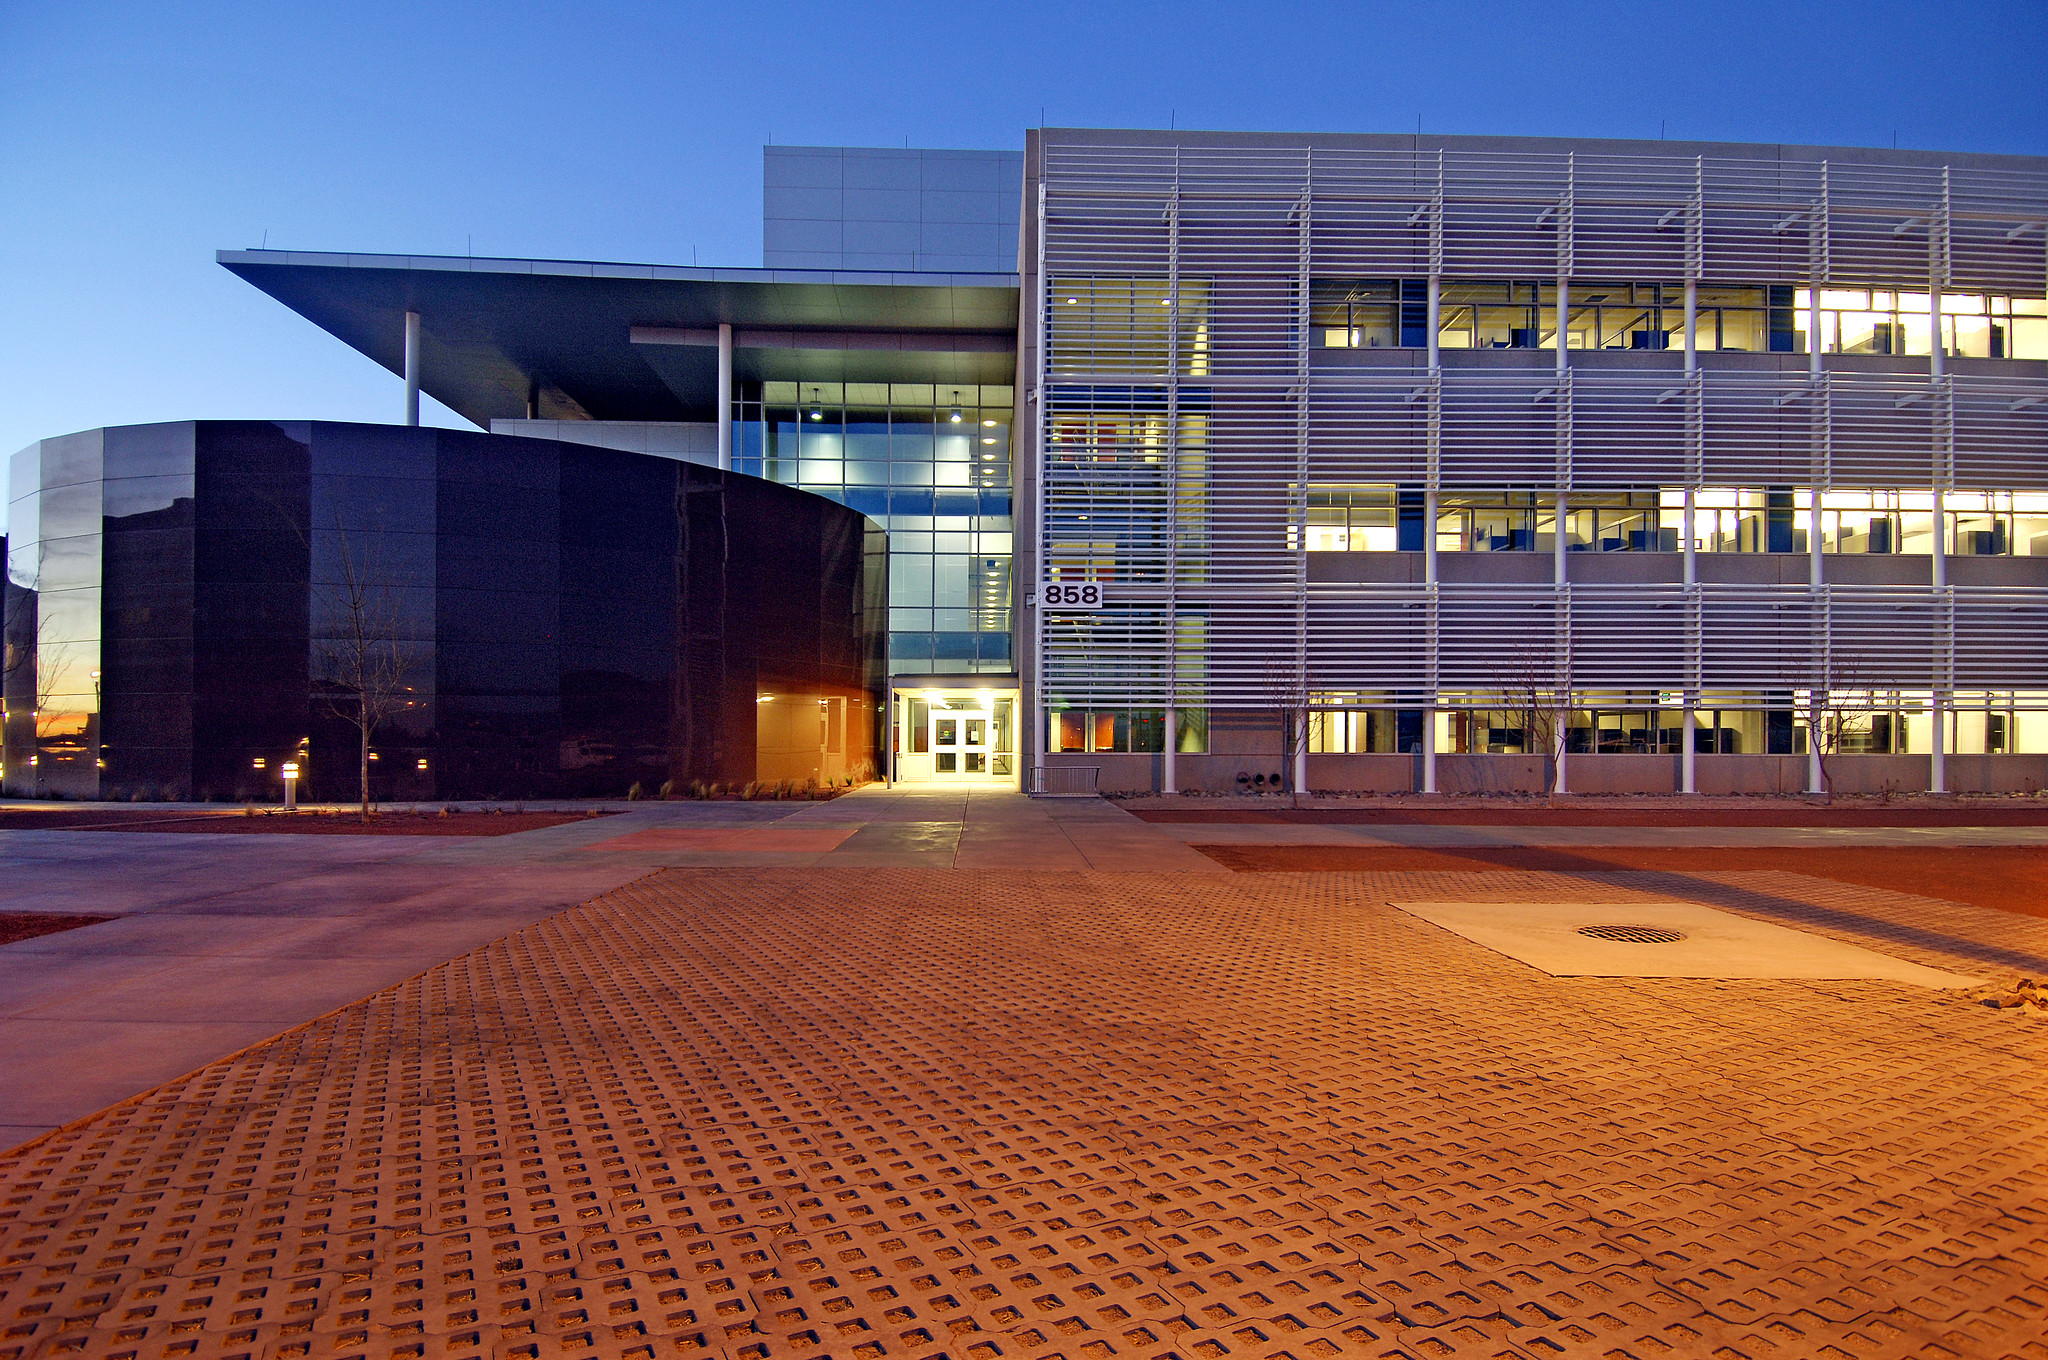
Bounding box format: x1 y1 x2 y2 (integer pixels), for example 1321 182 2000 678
3 867 2046 1360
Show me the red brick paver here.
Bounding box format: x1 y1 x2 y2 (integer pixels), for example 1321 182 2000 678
3 868 2046 1360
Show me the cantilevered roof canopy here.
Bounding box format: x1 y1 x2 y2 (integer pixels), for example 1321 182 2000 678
219 249 1020 427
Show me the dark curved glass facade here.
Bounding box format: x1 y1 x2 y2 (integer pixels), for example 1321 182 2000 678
3 422 885 801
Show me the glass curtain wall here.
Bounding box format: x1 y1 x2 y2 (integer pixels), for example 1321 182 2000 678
733 382 1013 675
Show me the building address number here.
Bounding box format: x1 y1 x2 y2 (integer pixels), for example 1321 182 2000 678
1040 581 1105 609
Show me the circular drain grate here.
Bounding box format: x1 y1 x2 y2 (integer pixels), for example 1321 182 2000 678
1577 924 1688 944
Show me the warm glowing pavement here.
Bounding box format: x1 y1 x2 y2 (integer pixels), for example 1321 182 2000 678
3 861 2045 1359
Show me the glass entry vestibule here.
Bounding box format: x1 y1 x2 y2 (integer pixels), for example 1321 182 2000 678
891 684 1019 784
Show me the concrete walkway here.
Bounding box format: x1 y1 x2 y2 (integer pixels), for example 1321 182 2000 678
0 788 1212 1144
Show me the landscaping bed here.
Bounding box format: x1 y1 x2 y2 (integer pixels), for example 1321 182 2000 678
1192 842 2048 918
0 912 116 945
0 808 610 836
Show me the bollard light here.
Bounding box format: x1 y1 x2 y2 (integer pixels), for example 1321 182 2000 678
281 760 300 811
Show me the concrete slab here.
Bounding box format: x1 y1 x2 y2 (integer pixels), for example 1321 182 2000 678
579 826 859 853
1391 897 1983 985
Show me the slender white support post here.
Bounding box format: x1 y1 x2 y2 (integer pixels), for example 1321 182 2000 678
1680 694 1697 793
1682 279 1698 794
1682 486 1697 796
1809 285 1823 378
1930 270 1947 794
1163 705 1177 794
1809 483 1826 797
1422 708 1438 794
1930 688 1947 794
403 311 421 426
1553 480 1568 798
1807 709 1825 794
1553 489 1568 579
716 323 733 472
1425 273 1441 796
1294 720 1308 801
1424 485 1439 796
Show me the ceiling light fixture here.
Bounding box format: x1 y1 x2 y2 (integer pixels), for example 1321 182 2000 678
949 391 963 423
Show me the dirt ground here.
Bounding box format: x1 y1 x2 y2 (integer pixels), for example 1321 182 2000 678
0 808 607 836
1135 799 2048 826
1194 841 2048 918
0 912 115 945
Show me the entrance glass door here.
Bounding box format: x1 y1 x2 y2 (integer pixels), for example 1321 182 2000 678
931 708 993 775
895 688 1016 783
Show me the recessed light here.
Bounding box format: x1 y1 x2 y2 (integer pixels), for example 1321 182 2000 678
982 419 996 427
1065 297 1078 304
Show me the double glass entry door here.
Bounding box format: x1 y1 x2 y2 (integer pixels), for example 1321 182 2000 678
932 712 991 775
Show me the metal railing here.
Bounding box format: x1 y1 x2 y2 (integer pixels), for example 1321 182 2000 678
1031 765 1102 797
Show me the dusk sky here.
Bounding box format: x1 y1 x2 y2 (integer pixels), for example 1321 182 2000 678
5 0 2046 533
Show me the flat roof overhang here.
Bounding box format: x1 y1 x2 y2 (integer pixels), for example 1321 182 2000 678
219 249 1020 427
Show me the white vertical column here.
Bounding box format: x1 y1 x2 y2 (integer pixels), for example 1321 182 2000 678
1292 166 1312 802
1163 705 1177 794
1424 273 1441 795
1808 219 1827 797
403 311 421 427
1164 159 1181 797
1682 278 1698 795
1929 184 1949 795
716 323 733 472
1552 264 1570 798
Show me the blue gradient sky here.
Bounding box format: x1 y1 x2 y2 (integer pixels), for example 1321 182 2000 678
5 0 2046 531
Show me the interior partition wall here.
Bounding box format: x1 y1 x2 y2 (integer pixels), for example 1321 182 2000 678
1022 133 2048 794
3 422 885 801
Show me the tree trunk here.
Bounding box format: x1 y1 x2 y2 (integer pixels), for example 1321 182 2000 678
359 698 371 823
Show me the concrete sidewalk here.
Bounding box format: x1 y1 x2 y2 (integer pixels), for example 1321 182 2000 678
0 788 1214 1143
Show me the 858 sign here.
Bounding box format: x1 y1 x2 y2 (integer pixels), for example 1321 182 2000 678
1040 581 1104 610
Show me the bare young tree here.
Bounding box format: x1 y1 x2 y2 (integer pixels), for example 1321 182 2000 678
314 529 413 821
1803 680 1874 804
1492 646 1573 799
1261 657 1313 807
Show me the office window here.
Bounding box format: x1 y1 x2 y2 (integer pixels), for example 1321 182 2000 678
1305 485 1398 550
1307 703 1415 753
1794 289 2048 359
1566 491 1670 552
1690 488 1810 553
1944 492 2048 556
1311 280 1413 349
1308 281 1784 352
1436 490 1546 552
1043 708 1199 753
1049 277 1213 377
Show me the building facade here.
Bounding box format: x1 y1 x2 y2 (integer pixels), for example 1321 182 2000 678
1019 131 2048 794
152 130 2048 797
2 422 883 801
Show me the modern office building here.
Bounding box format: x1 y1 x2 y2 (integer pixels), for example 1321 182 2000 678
11 131 2046 797
1022 131 2048 796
